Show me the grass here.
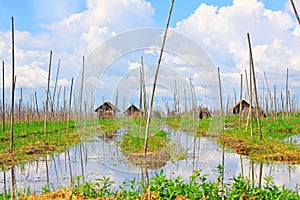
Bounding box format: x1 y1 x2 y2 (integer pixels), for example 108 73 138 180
0 120 80 168
219 114 300 163
4 165 299 199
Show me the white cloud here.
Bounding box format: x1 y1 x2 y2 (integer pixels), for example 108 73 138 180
175 0 300 100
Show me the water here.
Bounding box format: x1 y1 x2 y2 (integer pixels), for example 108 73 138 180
1 128 300 194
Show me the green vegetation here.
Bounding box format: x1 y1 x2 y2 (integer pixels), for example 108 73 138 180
0 120 79 168
165 115 217 136
116 117 168 153
220 114 300 163
4 165 299 199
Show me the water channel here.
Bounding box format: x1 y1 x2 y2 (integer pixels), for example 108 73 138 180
1 127 299 194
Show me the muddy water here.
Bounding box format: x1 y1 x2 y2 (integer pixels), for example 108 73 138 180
1 128 300 194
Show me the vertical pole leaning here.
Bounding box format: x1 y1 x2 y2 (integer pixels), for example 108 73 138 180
290 0 300 26
144 0 174 156
44 51 52 136
247 33 262 140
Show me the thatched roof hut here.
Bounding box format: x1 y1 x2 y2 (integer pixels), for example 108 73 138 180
231 100 250 115
95 102 120 118
231 100 266 118
124 104 140 118
199 107 211 119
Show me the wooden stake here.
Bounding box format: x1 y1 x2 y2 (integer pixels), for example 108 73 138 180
217 67 224 131
247 33 262 140
67 78 74 136
144 0 174 156
10 16 15 152
238 74 243 130
44 51 52 136
2 61 5 133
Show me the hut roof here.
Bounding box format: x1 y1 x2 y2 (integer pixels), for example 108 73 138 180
123 104 140 113
95 101 120 112
230 100 250 110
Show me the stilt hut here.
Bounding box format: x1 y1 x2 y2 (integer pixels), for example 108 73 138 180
95 102 120 118
199 107 211 119
124 104 140 118
231 100 250 115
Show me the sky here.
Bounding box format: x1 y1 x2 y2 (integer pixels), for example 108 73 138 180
0 0 299 111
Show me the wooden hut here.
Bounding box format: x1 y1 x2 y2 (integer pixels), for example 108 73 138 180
95 102 120 118
231 100 250 115
124 104 140 118
199 107 211 119
231 100 266 118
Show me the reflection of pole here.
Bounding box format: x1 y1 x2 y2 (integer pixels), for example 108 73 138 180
258 162 263 188
3 171 6 195
45 156 49 184
251 160 255 187
80 144 85 182
68 149 73 183
11 167 16 198
240 155 244 177
144 0 174 156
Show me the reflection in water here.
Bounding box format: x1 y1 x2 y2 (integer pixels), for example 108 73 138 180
0 128 300 194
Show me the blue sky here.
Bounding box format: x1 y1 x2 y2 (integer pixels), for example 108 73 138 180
0 0 292 32
0 0 299 109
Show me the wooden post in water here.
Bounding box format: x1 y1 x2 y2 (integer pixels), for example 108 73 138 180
44 51 52 136
144 0 174 156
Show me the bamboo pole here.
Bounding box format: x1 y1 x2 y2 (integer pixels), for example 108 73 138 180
264 72 273 117
247 33 262 140
52 59 60 120
290 0 300 26
34 91 40 123
67 78 74 136
144 0 174 156
141 56 147 118
139 62 143 127
10 16 15 152
238 74 243 130
217 67 224 131
286 68 289 119
44 51 52 136
274 84 277 119
2 61 4 133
